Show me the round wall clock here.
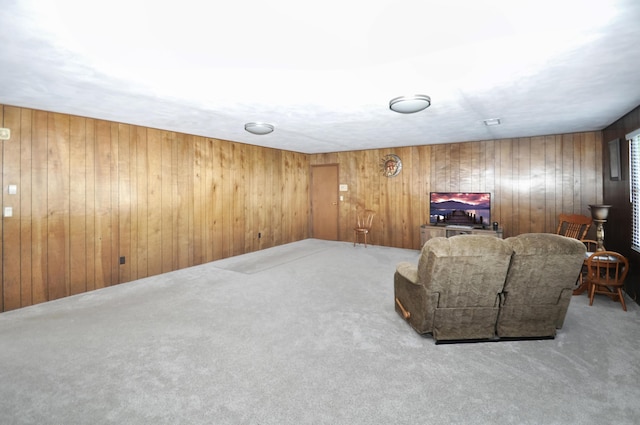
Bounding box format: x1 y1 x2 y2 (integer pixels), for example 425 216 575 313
380 154 402 177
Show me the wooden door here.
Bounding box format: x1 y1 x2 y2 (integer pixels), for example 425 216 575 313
311 164 339 240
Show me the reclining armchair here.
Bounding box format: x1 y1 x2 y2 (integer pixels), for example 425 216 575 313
497 233 586 338
394 235 513 343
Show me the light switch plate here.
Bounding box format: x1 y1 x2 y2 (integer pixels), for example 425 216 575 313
339 184 348 192
4 207 12 217
0 128 10 140
8 184 17 195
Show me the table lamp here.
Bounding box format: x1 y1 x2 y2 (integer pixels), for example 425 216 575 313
589 204 612 251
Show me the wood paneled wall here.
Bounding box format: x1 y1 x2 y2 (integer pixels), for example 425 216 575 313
602 105 639 255
310 133 603 248
602 105 640 301
1 102 607 312
0 105 310 312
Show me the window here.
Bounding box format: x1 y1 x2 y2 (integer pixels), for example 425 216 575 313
628 129 640 253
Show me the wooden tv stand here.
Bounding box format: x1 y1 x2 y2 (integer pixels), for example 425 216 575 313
420 224 503 247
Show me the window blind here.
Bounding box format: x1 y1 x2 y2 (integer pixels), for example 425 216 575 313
628 130 640 253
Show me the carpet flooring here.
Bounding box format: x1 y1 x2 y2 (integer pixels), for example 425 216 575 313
0 239 638 425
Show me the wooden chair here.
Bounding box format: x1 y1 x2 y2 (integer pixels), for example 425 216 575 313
585 251 629 311
582 239 600 253
353 209 375 247
556 213 594 294
555 213 592 240
574 239 601 295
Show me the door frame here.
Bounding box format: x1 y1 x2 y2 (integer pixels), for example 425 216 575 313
310 164 339 241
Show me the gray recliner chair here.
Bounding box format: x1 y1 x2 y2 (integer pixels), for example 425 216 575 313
394 235 513 343
497 233 586 338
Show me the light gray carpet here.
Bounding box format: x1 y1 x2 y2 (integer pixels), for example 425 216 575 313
1 239 638 425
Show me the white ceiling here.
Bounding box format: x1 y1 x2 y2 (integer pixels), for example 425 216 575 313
1 0 640 154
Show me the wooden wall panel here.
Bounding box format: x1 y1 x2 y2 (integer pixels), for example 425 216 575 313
176 134 194 269
94 120 113 289
263 148 276 247
271 151 283 246
0 106 3 312
1 102 605 312
191 137 205 265
243 145 253 251
232 142 246 257
209 139 222 261
146 128 163 277
84 119 97 291
603 107 638 255
218 139 232 259
70 116 87 295
134 126 149 279
1 104 311 311
543 135 557 233
516 137 532 235
2 106 21 310
602 105 640 301
310 133 603 248
109 123 120 287
497 139 515 235
31 110 48 305
118 124 132 284
47 112 70 301
160 131 174 273
19 109 33 306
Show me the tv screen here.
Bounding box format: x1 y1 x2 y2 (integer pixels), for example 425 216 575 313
429 192 491 227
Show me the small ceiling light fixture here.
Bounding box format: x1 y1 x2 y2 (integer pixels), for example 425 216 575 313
483 118 501 126
244 122 274 135
389 94 431 114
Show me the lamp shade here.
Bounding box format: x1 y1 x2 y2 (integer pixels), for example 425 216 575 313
589 204 612 220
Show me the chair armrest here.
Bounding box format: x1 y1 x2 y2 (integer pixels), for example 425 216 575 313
581 239 600 253
396 262 419 285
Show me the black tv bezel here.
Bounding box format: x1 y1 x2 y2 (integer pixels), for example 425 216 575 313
429 191 492 228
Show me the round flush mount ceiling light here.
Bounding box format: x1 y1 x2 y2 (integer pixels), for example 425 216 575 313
244 122 274 135
389 94 431 114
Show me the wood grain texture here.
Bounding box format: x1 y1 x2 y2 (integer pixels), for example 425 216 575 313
310 134 603 248
70 116 87 295
117 124 132 284
600 105 640 302
84 119 97 291
2 106 20 310
0 104 604 311
1 104 310 311
134 126 149 279
94 120 112 289
602 105 639 266
31 110 48 305
47 112 70 301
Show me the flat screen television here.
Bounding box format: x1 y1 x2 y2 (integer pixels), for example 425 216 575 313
429 192 491 227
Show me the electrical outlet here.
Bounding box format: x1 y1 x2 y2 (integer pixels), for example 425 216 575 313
258 232 262 239
119 256 125 265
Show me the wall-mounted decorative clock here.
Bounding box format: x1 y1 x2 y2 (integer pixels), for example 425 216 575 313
380 154 402 177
